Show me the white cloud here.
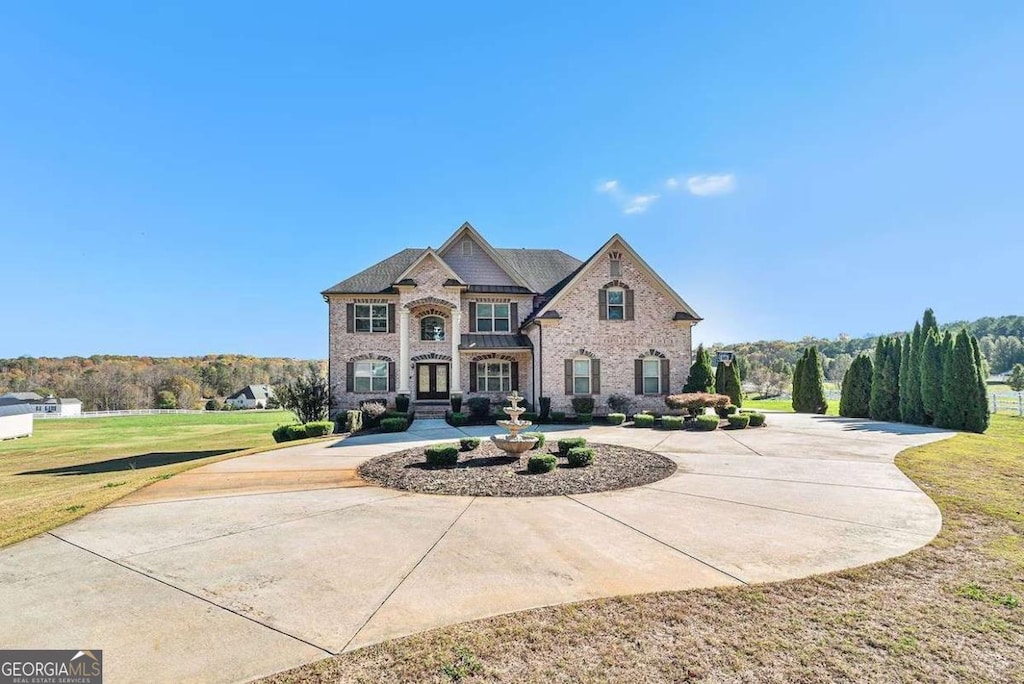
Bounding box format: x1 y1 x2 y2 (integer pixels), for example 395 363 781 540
623 193 660 214
685 173 736 196
596 179 619 194
664 177 680 190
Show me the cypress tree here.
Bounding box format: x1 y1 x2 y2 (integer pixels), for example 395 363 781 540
720 358 743 407
935 331 958 429
791 354 804 412
968 333 990 433
840 354 873 418
921 308 938 337
905 322 925 424
870 337 900 421
794 347 828 414
683 344 715 393
898 334 913 422
920 330 943 424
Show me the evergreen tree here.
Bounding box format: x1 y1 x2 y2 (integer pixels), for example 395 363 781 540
793 347 828 414
920 329 943 424
898 334 913 422
791 354 804 412
968 333 990 433
935 331 958 429
839 354 873 418
869 337 901 421
921 308 938 337
682 344 715 393
715 358 728 396
905 322 925 424
719 358 743 407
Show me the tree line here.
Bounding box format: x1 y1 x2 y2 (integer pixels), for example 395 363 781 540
0 355 325 411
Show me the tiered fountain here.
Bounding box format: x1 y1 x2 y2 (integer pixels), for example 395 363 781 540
491 390 539 454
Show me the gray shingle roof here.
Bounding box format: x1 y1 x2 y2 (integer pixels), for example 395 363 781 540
495 248 583 294
460 334 533 350
322 248 425 294
0 392 43 402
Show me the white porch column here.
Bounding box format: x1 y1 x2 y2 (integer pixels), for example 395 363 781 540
398 308 410 394
450 308 462 393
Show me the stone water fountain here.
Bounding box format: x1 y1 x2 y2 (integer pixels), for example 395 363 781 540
491 390 539 454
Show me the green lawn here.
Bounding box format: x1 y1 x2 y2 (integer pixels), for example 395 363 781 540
0 411 302 547
743 397 841 416
266 416 1024 683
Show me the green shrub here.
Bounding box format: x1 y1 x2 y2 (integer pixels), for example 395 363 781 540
344 409 363 433
449 412 468 427
383 410 410 421
607 413 626 425
694 415 719 431
459 437 481 451
557 437 587 455
285 424 309 440
748 412 767 427
205 399 222 411
522 432 546 450
303 421 333 437
566 446 595 467
521 412 539 422
272 425 294 443
380 417 409 432
550 411 567 422
466 396 491 419
662 415 685 430
425 444 459 466
539 397 551 419
632 413 655 427
727 414 750 429
665 392 730 413
576 413 593 423
607 394 633 415
715 404 738 418
571 397 595 414
527 454 558 474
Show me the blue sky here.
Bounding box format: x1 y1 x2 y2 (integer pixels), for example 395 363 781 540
2 2 1022 358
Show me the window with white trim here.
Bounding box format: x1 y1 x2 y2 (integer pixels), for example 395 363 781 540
606 288 625 320
476 303 510 332
420 316 445 341
573 358 592 395
477 361 511 392
643 357 661 395
354 304 389 333
354 361 389 392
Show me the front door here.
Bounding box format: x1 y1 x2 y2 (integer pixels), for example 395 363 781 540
416 363 450 400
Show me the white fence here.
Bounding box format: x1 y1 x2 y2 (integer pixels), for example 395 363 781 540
34 409 210 420
991 392 1024 417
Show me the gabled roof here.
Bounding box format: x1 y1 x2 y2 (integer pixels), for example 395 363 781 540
0 392 43 402
322 248 425 295
525 234 702 324
494 248 583 294
227 384 273 401
392 248 465 285
437 222 534 290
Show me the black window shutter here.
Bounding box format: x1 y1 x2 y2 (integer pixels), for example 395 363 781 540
598 288 607 320
388 362 396 392
346 303 355 333
510 302 518 330
564 359 573 395
591 359 601 395
634 359 643 395
469 362 478 392
469 302 477 332
511 361 519 390
661 359 670 395
388 303 396 333
346 362 354 392
625 290 635 321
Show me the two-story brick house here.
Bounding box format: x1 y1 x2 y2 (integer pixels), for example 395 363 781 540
322 223 701 415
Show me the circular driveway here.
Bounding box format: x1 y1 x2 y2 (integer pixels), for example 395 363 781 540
0 414 951 683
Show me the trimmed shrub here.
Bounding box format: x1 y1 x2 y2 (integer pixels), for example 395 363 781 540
425 444 459 466
527 454 558 474
571 397 595 415
459 437 481 451
395 394 410 413
539 397 551 419
522 432 546 450
694 415 719 431
576 413 593 424
466 396 491 419
448 412 468 427
715 404 738 418
380 417 409 433
360 400 387 428
304 421 334 437
272 425 293 443
549 411 567 423
665 393 731 414
715 356 743 407
662 415 685 430
632 413 655 427
682 344 715 393
557 437 587 455
566 447 595 467
521 412 539 423
607 413 626 425
607 394 632 415
727 414 750 429
285 424 309 441
748 412 767 427
344 409 363 433
450 395 463 413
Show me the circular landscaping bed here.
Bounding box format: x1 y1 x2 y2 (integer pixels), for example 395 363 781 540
358 440 677 497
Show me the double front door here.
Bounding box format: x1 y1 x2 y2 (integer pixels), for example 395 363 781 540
417 363 449 400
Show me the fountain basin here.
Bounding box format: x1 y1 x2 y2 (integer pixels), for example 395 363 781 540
490 434 538 454
496 419 532 431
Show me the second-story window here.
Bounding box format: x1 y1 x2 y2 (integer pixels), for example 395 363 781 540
606 288 625 320
354 304 389 333
476 303 510 332
420 316 445 341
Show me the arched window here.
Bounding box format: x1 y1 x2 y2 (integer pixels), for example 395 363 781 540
420 316 445 341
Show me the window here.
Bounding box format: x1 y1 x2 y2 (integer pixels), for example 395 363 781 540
420 316 445 341
476 303 510 332
354 304 389 333
610 258 621 277
354 361 389 392
477 361 511 392
643 358 661 395
606 288 625 320
573 358 592 394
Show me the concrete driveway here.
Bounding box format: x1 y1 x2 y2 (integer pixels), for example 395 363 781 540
0 414 951 683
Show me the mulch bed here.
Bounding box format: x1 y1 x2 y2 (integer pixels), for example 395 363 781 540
357 441 677 497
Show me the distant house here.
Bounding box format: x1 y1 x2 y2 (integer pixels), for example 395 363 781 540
225 384 274 409
0 392 43 406
0 404 33 439
31 395 83 417
714 351 735 366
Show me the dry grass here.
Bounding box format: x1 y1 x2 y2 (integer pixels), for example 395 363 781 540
0 411 306 547
263 415 1024 683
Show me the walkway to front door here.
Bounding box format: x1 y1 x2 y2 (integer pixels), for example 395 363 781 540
416 362 449 400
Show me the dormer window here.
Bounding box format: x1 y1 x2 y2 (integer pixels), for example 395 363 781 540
606 288 625 320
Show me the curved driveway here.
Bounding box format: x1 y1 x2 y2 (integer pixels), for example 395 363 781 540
0 414 951 683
